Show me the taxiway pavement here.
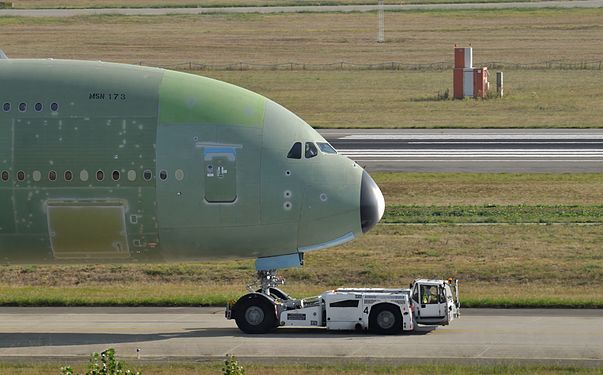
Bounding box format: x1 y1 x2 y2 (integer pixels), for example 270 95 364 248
320 129 603 172
0 307 601 366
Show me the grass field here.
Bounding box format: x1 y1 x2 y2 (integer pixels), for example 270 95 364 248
1 9 601 66
5 361 603 375
1 9 602 128
0 173 600 308
10 0 554 9
3 361 603 375
200 70 603 128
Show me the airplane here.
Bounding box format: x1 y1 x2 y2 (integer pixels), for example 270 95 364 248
0 51 385 332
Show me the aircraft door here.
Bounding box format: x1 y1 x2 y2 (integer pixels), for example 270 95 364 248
415 283 447 322
204 146 237 203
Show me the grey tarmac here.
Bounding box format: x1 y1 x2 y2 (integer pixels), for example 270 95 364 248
0 307 601 366
320 128 603 172
1 0 603 17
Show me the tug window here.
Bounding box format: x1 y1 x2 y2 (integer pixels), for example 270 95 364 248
305 142 318 159
317 142 337 154
329 300 359 308
287 142 302 159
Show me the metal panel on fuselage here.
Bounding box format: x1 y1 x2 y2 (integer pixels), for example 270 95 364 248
156 71 273 259
0 60 163 263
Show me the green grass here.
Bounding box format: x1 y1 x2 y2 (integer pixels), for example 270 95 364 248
2 361 602 375
383 205 603 224
373 173 603 205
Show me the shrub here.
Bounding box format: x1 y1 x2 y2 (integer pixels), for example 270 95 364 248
60 348 140 375
223 354 245 375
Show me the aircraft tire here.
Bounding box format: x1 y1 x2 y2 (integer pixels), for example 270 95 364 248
369 304 402 335
234 293 276 334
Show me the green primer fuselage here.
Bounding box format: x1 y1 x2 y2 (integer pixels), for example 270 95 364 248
0 59 377 265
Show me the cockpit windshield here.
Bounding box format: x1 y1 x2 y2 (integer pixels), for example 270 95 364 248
317 142 337 154
305 142 318 158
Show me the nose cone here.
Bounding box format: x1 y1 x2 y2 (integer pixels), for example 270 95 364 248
360 170 385 233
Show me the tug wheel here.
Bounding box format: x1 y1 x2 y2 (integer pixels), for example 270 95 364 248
369 304 402 335
234 294 277 334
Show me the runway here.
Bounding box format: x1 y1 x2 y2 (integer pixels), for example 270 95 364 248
320 129 603 172
0 307 600 366
1 0 602 17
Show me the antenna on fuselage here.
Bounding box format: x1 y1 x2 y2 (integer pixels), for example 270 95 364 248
0 50 8 59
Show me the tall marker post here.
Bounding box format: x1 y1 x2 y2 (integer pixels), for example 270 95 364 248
377 0 384 43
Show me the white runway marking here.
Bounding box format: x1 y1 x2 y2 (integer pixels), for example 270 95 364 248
322 129 603 171
339 134 603 140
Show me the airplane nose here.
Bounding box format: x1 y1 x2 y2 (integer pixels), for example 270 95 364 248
360 170 385 233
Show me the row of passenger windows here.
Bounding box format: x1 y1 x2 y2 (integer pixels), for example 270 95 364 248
2 102 60 113
287 142 337 159
0 169 179 183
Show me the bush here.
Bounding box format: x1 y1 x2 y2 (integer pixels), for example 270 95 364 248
223 354 245 375
60 348 140 375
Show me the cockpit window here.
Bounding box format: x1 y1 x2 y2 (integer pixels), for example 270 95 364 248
317 142 337 154
287 142 302 159
305 142 318 159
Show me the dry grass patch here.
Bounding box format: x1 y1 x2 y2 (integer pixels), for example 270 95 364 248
202 70 603 128
1 9 602 66
12 0 548 8
0 225 600 307
3 362 602 375
2 10 602 128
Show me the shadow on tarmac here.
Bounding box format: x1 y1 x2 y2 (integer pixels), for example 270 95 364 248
0 326 437 348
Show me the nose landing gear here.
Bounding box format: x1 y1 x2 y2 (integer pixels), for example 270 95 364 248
228 269 290 334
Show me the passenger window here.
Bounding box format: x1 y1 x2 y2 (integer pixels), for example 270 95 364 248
287 142 302 159
50 102 59 112
1 170 8 181
159 170 167 180
127 170 136 181
143 170 152 181
305 142 318 159
34 103 43 112
96 170 104 181
317 142 337 154
18 103 27 112
112 170 120 181
17 171 25 181
64 170 73 181
49 170 57 181
2 103 10 112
